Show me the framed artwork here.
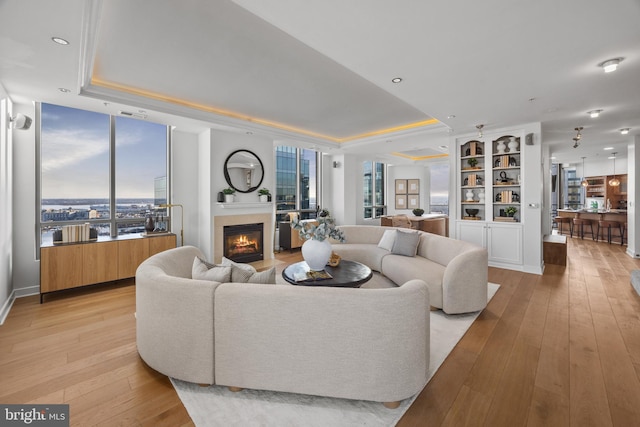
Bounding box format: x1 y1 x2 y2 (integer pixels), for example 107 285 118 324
395 195 407 209
408 194 419 209
408 179 420 194
395 179 407 194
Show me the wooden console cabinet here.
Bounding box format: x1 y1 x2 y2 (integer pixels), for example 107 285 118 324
40 234 176 302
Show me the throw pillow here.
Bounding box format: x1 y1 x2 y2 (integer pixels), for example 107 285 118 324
391 230 420 257
230 264 276 284
221 256 256 273
192 257 232 282
377 229 396 251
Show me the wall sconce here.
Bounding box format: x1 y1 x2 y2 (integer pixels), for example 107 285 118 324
159 203 184 246
8 113 32 130
332 161 341 168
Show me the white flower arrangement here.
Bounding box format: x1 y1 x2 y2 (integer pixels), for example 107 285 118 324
291 216 346 243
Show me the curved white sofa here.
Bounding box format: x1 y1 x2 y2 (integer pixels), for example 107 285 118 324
136 245 430 406
332 225 488 314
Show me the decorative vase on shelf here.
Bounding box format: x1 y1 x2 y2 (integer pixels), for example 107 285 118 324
465 189 475 201
224 194 234 203
508 138 519 153
478 189 485 204
144 215 155 233
496 139 506 154
259 195 269 202
301 239 333 271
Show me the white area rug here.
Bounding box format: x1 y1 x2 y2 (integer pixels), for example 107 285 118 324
172 283 500 427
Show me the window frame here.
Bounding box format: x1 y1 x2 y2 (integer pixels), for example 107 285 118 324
35 103 171 255
275 146 322 222
363 160 387 219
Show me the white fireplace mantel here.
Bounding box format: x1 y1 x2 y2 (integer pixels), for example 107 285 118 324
217 202 274 209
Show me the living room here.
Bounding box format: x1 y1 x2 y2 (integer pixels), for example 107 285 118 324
2 0 640 425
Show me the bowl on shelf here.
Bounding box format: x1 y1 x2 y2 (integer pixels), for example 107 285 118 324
465 208 479 217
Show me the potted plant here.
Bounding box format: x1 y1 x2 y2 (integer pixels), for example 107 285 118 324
222 187 235 203
258 188 270 202
412 208 425 217
467 157 478 169
291 215 346 271
505 206 518 217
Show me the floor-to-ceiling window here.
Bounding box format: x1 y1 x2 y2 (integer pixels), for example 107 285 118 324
429 162 449 214
38 103 169 245
363 161 386 219
275 146 320 222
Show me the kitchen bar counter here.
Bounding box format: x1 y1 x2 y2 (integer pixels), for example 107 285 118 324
557 209 627 222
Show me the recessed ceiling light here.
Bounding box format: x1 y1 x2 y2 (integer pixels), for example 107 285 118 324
51 37 69 45
447 115 456 119
603 147 614 150
246 131 253 135
620 128 630 135
391 77 403 83
58 88 70 93
587 109 602 118
598 57 624 73
551 156 557 160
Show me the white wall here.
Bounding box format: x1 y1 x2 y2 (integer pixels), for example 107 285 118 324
10 102 39 298
171 130 200 248
386 164 430 216
627 137 639 258
0 95 14 322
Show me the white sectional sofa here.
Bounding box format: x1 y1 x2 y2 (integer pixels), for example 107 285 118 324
136 245 431 407
331 225 488 314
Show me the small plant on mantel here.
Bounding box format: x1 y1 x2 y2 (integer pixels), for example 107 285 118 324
222 187 235 195
258 188 270 196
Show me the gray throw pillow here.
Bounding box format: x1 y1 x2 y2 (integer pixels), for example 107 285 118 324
192 257 232 282
230 264 276 284
377 229 396 251
221 256 256 273
391 230 420 257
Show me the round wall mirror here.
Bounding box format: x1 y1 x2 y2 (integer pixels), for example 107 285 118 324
223 149 264 193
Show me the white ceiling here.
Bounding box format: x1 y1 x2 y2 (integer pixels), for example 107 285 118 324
1 0 639 165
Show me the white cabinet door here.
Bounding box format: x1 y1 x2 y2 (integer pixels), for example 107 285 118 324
456 221 523 266
456 221 487 248
487 223 522 264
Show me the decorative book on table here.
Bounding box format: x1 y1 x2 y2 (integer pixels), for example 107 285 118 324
293 270 333 282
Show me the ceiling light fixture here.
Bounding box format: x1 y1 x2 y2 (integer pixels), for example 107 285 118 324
609 152 620 186
447 115 456 119
581 157 588 187
604 146 613 150
587 109 602 118
476 124 484 138
598 57 623 73
572 127 583 148
58 88 70 93
391 77 403 83
620 128 630 135
51 36 69 45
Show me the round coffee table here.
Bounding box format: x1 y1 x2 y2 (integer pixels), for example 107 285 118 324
282 260 372 288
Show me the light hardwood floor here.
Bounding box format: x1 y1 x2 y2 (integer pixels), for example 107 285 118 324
1 239 640 426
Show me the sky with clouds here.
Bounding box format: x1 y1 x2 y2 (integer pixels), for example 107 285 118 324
41 103 167 199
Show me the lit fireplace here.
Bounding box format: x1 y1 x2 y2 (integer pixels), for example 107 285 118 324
223 223 263 263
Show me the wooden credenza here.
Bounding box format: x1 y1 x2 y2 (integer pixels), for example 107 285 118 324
40 233 176 302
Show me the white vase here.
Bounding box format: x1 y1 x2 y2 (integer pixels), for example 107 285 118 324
478 189 485 203
508 138 519 153
224 194 234 203
465 189 474 201
496 139 506 154
302 239 332 271
259 194 269 202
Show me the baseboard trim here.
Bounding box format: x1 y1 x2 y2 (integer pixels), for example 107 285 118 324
0 290 16 325
14 285 40 298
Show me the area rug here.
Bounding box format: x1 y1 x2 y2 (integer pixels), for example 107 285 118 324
171 283 500 427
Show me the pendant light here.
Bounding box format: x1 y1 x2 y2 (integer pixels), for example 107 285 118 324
609 152 620 187
580 157 588 187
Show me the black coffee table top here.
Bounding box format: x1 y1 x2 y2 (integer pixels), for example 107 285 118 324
282 260 372 288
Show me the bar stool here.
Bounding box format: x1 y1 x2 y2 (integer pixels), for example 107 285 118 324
572 218 595 240
554 216 573 235
596 220 624 244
